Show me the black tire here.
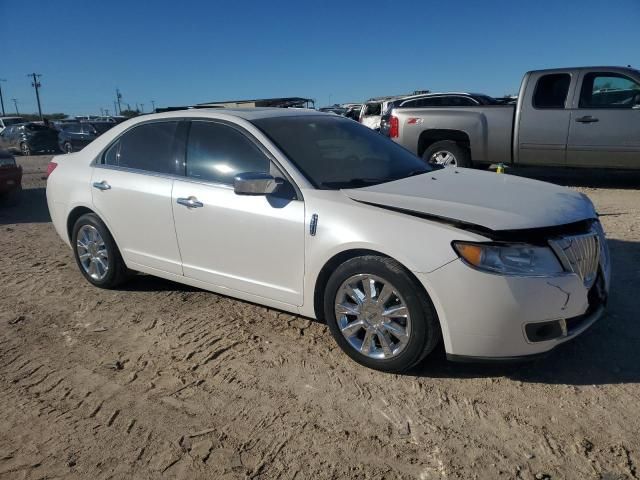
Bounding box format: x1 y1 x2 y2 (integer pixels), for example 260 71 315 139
20 142 31 156
323 255 441 373
0 185 22 206
71 213 129 288
422 140 471 168
63 142 73 154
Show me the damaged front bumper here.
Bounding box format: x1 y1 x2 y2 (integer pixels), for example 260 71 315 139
415 257 610 360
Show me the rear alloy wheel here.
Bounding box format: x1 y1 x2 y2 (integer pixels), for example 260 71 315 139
72 213 129 288
423 140 471 168
64 142 73 154
20 142 31 156
324 255 441 372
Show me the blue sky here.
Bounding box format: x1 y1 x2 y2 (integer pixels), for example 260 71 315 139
2 0 638 115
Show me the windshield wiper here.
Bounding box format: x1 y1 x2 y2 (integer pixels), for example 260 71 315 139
320 178 387 189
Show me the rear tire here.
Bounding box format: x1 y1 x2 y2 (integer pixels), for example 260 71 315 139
423 140 471 168
323 255 441 372
72 213 129 289
63 142 73 154
20 142 31 156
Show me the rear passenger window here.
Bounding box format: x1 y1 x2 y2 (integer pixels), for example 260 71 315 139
186 121 270 185
104 121 181 175
533 74 571 108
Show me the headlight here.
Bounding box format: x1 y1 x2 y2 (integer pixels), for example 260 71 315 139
0 157 16 167
452 241 564 276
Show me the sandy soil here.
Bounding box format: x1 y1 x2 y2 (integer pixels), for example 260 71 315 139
1 155 639 480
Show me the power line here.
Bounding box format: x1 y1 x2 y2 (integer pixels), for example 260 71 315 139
0 79 6 116
28 73 43 120
115 88 122 115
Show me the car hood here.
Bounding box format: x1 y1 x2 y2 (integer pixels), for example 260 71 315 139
342 168 597 232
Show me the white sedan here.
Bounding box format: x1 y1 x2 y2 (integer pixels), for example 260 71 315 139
46 108 610 372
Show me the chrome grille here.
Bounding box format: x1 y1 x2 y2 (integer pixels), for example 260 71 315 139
549 231 600 288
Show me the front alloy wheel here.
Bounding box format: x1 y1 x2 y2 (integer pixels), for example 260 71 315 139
335 274 411 359
324 255 441 372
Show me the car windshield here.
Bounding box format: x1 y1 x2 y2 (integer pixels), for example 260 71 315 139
253 115 433 189
25 124 49 131
2 118 24 126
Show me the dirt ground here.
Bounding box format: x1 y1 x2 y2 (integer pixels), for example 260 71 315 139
1 155 639 480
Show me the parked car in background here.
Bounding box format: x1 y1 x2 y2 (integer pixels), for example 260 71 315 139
390 66 640 169
343 104 362 121
58 122 115 153
318 106 347 115
0 123 60 155
358 99 387 130
0 148 22 204
0 116 26 133
380 93 499 136
47 108 609 372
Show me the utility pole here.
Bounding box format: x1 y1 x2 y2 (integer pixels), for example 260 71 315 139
140 103 144 113
0 79 6 116
105 109 110 116
115 88 122 115
127 103 131 111
113 101 118 116
28 73 43 120
151 100 156 112
12 98 19 115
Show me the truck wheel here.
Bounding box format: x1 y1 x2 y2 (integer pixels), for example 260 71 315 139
423 141 471 168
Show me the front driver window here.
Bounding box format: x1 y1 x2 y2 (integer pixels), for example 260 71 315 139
579 73 640 108
185 121 270 185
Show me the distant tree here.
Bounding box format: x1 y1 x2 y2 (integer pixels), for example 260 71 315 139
18 113 68 121
119 109 140 118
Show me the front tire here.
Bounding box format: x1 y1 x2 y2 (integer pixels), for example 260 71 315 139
323 255 441 372
423 140 471 168
72 213 129 288
63 141 73 154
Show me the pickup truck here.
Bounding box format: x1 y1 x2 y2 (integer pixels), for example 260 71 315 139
389 66 640 169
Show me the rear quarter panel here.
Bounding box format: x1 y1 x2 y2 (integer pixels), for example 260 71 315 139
394 106 514 163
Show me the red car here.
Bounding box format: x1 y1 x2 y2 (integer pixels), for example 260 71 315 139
0 149 22 204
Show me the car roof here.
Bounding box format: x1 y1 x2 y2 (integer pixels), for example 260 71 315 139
123 107 331 123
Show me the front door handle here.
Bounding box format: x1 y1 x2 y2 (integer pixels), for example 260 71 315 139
176 196 204 209
575 116 599 123
92 181 111 191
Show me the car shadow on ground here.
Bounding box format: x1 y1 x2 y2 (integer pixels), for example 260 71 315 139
506 166 640 189
411 238 640 386
0 187 50 224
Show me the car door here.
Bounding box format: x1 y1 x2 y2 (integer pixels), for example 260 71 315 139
91 120 184 275
517 72 575 166
567 71 640 168
0 126 11 149
171 119 305 306
80 123 98 148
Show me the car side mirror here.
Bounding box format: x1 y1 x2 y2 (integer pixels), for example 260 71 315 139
234 172 284 196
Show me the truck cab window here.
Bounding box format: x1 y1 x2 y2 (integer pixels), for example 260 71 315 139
579 73 640 108
533 73 571 109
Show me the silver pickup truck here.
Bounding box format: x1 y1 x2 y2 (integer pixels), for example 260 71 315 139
389 66 640 169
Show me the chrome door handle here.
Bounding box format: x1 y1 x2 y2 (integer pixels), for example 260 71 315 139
575 116 599 123
176 196 204 208
92 181 111 191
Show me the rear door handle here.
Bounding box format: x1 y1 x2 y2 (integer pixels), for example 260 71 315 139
92 181 111 191
575 116 599 123
176 196 204 209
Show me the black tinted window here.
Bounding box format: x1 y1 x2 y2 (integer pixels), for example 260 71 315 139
579 73 640 108
65 124 81 133
186 121 269 184
533 74 571 108
364 103 382 116
104 121 181 175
